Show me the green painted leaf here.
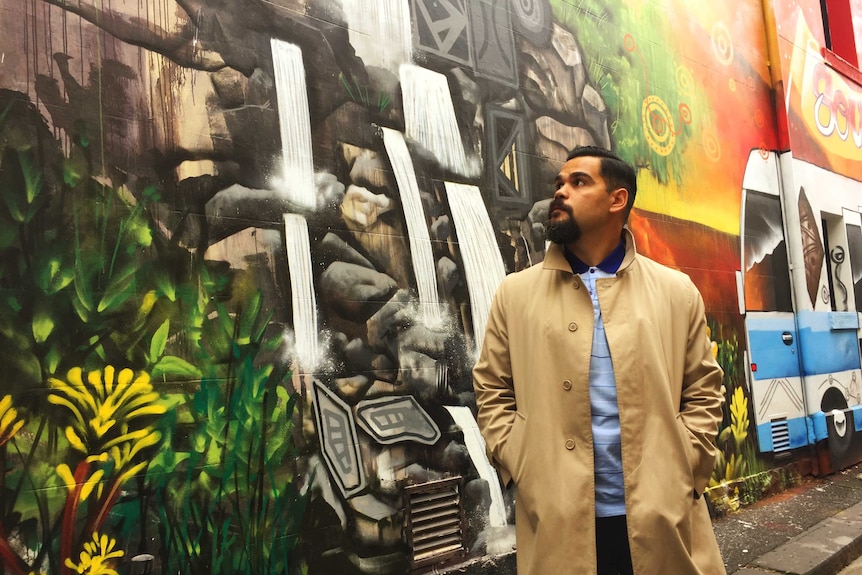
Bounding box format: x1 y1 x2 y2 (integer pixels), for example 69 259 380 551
17 150 41 203
152 355 202 379
154 269 176 302
35 255 75 294
44 344 61 374
3 295 21 313
32 309 54 343
74 259 94 313
150 319 170 361
237 291 262 345
126 215 153 247
71 292 90 322
96 264 138 313
90 335 107 361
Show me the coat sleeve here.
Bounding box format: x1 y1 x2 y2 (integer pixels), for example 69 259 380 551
679 281 725 496
472 280 517 487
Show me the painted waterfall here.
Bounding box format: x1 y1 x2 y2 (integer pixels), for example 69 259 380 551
271 38 316 208
401 64 478 177
272 38 320 369
445 182 507 356
382 127 442 325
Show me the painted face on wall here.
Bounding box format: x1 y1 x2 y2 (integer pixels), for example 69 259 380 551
545 155 614 245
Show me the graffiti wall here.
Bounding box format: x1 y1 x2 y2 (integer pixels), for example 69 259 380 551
0 0 783 573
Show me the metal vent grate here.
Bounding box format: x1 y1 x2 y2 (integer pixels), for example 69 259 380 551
404 477 466 571
771 417 791 452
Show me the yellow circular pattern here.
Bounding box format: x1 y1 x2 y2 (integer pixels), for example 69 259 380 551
703 129 722 162
642 95 676 156
675 65 694 96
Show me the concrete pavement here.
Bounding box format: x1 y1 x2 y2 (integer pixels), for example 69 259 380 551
714 462 862 575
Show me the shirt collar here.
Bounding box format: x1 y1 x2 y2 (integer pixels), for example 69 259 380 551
564 236 627 275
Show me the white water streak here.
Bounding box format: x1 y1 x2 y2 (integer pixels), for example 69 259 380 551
344 0 412 73
445 182 506 356
271 39 316 207
401 65 477 177
444 406 508 527
284 214 319 370
382 128 441 323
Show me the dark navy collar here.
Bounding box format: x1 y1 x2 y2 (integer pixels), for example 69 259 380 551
563 237 626 274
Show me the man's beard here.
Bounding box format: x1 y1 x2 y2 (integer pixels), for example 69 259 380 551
544 205 581 244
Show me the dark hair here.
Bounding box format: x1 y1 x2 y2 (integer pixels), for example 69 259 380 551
566 146 637 219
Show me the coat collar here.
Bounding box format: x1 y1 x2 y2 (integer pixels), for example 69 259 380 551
542 227 638 276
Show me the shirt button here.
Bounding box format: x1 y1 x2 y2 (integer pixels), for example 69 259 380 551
563 380 572 390
565 439 575 450
568 322 578 332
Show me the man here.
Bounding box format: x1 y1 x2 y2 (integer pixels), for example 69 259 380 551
473 146 726 574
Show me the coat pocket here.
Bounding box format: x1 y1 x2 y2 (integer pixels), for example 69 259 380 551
501 411 527 484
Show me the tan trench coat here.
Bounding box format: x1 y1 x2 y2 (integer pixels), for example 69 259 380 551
474 230 726 574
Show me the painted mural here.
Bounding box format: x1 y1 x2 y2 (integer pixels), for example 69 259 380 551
0 0 789 573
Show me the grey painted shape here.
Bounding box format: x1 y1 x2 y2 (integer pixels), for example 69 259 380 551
355 395 442 445
470 0 518 86
312 379 366 498
486 106 530 204
509 0 552 44
411 0 473 66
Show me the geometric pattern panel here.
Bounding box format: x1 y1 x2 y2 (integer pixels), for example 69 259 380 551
487 106 530 204
411 0 473 66
355 395 442 445
470 0 518 86
509 0 553 44
312 380 366 498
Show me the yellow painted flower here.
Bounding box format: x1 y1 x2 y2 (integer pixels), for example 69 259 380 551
109 428 161 472
47 366 167 454
64 532 124 575
0 394 25 446
56 463 106 502
730 386 749 446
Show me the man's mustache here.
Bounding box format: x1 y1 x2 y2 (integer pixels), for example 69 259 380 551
549 199 572 216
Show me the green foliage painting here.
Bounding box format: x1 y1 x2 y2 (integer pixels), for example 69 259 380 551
0 90 307 574
550 0 712 184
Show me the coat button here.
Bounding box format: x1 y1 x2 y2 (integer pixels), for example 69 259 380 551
573 282 580 290
568 322 578 332
565 439 575 450
563 379 572 390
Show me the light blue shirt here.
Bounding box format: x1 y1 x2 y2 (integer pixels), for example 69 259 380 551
564 240 627 517
580 266 625 517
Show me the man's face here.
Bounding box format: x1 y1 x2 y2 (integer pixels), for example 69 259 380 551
544 155 613 245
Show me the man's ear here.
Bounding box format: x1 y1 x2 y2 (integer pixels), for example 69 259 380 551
609 187 628 215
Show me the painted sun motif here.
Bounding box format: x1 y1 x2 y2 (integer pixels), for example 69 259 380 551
711 21 734 66
642 95 676 156
675 64 694 95
702 128 722 162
